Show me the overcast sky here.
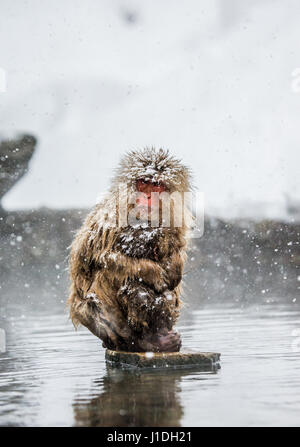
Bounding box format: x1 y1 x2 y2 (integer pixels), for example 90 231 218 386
0 0 300 219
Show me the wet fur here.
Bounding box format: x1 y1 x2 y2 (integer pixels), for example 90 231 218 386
67 148 192 352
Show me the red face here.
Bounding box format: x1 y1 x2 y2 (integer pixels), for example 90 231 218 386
136 179 166 207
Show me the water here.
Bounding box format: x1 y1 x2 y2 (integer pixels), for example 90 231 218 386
1 304 300 426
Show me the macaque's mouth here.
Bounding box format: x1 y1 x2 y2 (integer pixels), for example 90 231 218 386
136 179 167 207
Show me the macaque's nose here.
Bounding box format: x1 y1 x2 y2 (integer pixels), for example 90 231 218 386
136 179 165 207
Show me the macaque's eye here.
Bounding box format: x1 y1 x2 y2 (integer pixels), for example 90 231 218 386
136 179 156 192
137 179 166 194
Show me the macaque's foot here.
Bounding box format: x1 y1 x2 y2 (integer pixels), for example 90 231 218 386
155 331 182 352
138 330 181 353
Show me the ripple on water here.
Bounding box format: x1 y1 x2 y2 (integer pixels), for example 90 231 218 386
0 304 300 426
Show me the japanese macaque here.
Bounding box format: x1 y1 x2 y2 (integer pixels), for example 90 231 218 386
68 148 193 352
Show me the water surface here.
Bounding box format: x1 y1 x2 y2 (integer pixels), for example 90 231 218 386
0 304 300 426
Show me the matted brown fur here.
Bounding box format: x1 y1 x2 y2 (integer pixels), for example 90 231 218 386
67 148 192 352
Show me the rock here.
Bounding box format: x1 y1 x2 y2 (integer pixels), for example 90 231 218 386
0 207 87 310
0 134 37 206
105 349 220 370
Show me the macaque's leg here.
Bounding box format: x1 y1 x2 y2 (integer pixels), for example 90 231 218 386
68 292 133 350
117 281 181 352
118 282 178 330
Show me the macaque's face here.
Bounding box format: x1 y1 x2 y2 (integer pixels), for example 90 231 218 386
136 179 166 208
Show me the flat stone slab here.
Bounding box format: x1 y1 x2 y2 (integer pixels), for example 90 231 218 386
105 349 221 370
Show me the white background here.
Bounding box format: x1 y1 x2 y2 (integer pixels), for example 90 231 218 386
0 0 299 219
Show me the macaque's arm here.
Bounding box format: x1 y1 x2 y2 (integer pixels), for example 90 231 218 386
163 251 185 290
98 251 169 293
